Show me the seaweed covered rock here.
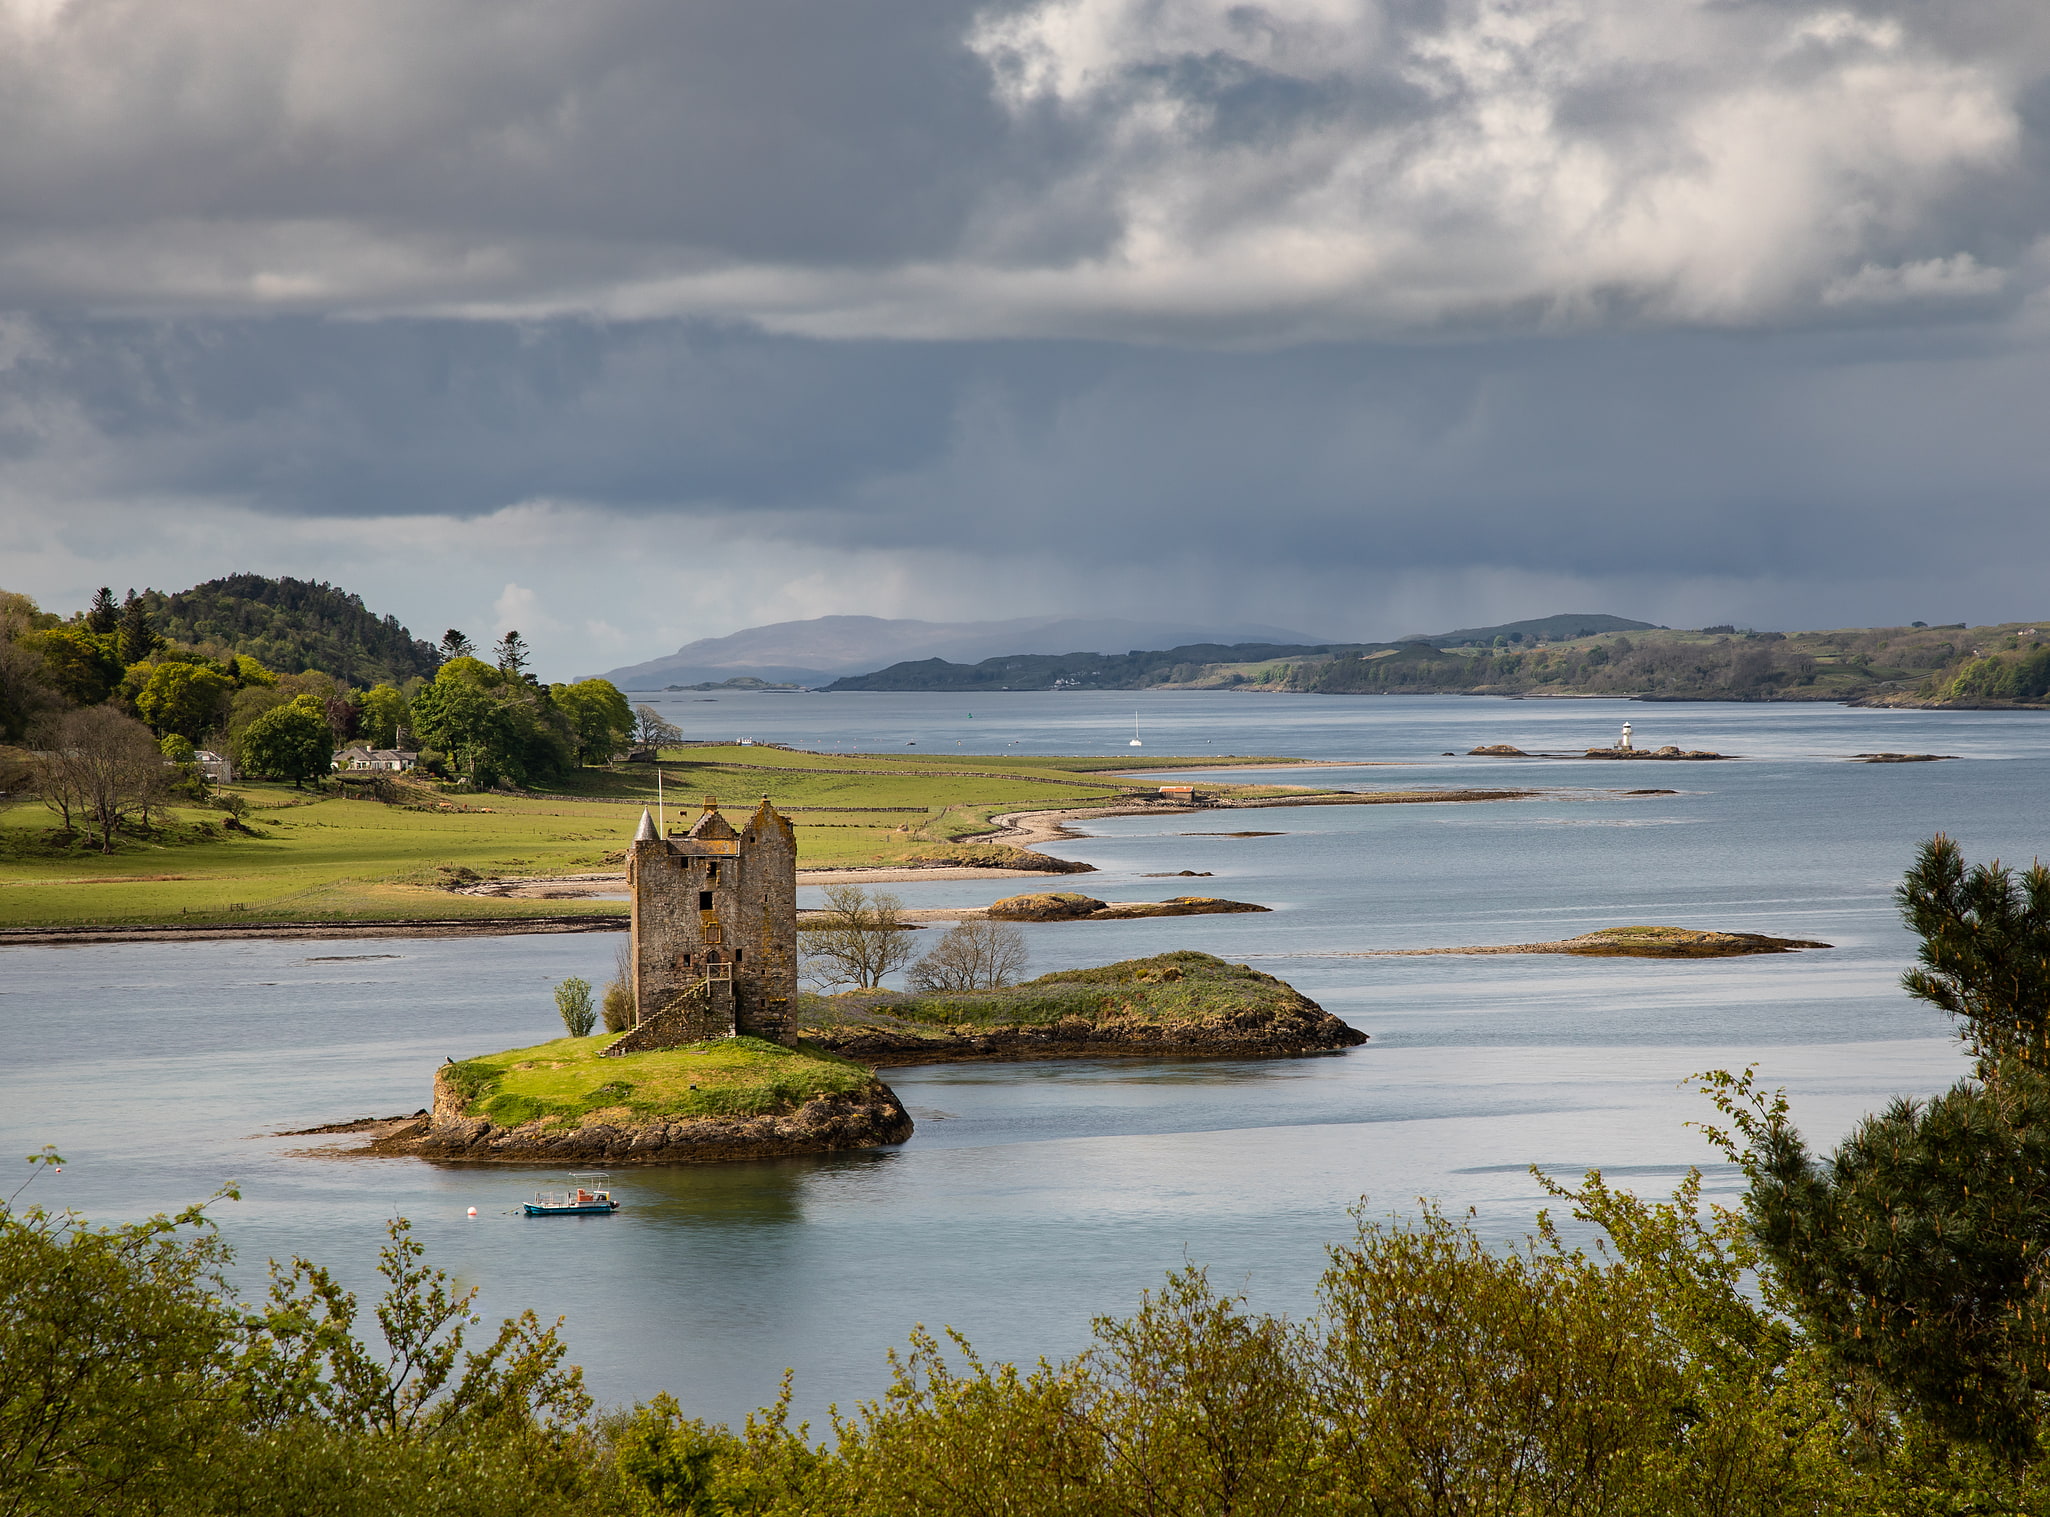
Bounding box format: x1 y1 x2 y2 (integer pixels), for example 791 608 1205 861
1583 746 1727 760
794 951 1366 1065
903 844 1096 873
987 892 1106 920
985 893 1269 922
372 1034 911 1163
1551 925 1828 957
1094 897 1269 920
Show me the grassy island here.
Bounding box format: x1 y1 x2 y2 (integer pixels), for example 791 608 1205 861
443 1034 877 1127
374 1032 911 1164
794 950 1367 1065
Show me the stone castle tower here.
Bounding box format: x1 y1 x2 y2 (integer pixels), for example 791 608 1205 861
605 795 798 1056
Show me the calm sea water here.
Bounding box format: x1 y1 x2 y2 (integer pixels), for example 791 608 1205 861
4 692 2045 1426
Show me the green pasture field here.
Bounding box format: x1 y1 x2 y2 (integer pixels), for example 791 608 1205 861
0 745 1307 930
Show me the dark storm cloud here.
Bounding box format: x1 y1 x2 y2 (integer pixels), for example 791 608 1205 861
0 0 2045 336
6 0 2050 652
5 314 2045 593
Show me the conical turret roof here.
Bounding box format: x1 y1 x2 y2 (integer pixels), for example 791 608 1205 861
634 809 659 841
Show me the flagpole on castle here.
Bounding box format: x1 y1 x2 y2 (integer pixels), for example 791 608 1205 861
657 767 664 835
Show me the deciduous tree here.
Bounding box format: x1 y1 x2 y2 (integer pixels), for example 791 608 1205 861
908 919 1029 991
133 661 236 739
29 625 124 706
237 696 334 787
552 678 633 765
358 683 411 749
800 885 916 989
633 704 682 747
0 591 62 741
31 705 170 851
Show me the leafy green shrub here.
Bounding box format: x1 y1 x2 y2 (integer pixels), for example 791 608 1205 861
554 976 596 1038
602 937 635 1032
0 1155 596 1517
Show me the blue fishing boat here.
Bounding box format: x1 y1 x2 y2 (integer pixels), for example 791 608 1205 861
524 1173 619 1216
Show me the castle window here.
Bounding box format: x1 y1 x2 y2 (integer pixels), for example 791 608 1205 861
735 948 743 963
699 891 713 910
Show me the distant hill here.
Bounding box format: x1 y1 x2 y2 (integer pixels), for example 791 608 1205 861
599 615 1329 688
824 641 1374 692
1413 613 1661 647
139 575 440 687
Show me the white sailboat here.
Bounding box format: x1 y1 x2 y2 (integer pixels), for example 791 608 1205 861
1129 711 1143 748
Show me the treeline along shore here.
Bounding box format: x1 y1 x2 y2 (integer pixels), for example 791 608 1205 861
825 617 2050 706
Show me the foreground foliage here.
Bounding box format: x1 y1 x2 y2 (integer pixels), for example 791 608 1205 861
1 1154 601 1517
1708 835 2050 1461
15 1155 2049 1517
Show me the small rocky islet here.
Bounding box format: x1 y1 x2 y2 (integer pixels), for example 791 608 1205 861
795 950 1366 1066
368 951 1364 1164
1467 743 1728 760
371 1034 912 1165
984 892 1269 921
1361 925 1832 959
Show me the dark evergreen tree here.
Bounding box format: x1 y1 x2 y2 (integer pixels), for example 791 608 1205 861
1728 1064 2050 1457
1898 834 2050 1069
494 630 530 680
1717 835 2050 1457
84 585 119 635
118 590 157 666
439 629 475 661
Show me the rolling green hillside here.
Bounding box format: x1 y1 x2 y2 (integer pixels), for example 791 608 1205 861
138 575 440 686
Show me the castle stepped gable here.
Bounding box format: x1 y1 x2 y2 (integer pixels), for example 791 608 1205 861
684 804 739 845
607 795 798 1056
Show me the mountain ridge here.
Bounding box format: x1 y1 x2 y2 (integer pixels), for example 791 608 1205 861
598 615 1328 688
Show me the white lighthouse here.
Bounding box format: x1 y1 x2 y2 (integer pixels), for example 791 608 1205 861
1619 721 1634 751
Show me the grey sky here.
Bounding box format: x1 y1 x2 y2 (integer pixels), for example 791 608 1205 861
3 0 2048 677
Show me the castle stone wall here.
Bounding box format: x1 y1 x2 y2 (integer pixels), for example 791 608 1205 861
608 797 797 1055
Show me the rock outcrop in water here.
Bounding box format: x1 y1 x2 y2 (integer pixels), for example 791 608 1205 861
1583 746 1727 760
1360 926 1830 959
986 892 1270 922
794 951 1365 1066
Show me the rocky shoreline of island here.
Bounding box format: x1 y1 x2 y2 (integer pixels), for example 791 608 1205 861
368 1075 915 1165
309 954 1366 1164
